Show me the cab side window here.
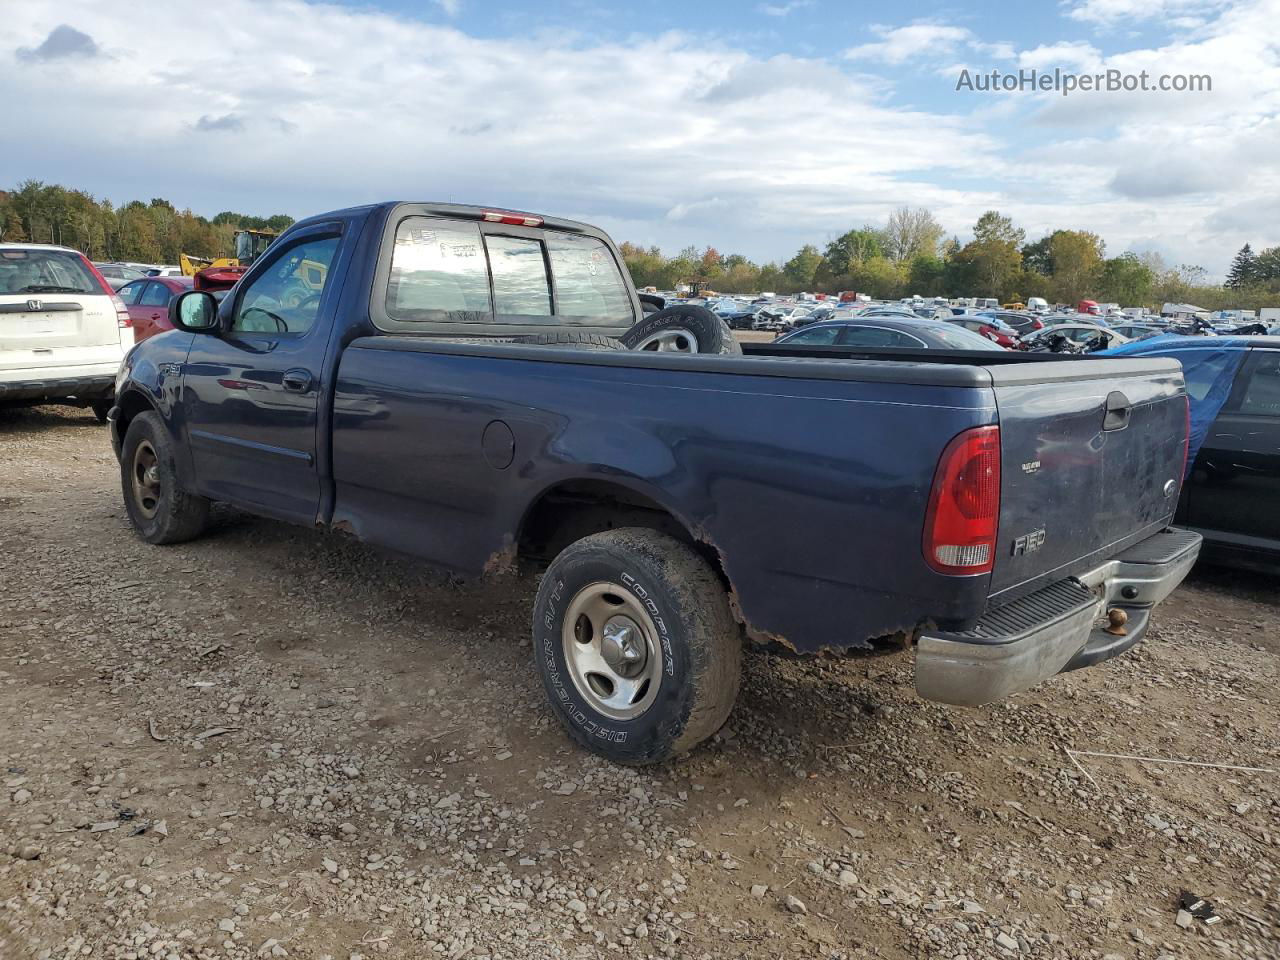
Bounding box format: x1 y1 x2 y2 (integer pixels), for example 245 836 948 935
385 218 492 323
1238 353 1280 416
232 236 340 335
117 280 146 306
139 283 171 308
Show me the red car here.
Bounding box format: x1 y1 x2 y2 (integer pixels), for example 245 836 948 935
948 316 1019 349
116 276 193 343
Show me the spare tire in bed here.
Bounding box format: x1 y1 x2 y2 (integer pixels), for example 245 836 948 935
619 306 743 355
518 331 628 350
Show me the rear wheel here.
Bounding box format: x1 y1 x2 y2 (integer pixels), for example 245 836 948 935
91 400 112 424
532 529 741 765
120 412 210 544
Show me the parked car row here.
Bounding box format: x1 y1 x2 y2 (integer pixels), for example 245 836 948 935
92 261 185 291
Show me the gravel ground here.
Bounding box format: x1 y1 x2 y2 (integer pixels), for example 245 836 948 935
1 405 1277 960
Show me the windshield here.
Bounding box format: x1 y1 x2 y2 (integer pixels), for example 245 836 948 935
0 249 101 294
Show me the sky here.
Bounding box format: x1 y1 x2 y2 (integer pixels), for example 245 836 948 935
4 0 1279 277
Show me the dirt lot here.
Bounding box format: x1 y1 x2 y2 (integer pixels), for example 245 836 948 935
1 406 1277 960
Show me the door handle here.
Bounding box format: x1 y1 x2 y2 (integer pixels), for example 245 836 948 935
282 368 314 393
1103 390 1131 431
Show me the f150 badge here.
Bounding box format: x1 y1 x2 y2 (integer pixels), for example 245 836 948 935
1011 528 1046 556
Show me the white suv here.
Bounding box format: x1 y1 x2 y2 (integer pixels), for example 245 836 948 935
1 244 134 421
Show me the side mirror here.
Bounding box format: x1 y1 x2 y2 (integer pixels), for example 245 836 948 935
170 291 220 333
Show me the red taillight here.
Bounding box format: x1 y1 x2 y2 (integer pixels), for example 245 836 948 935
1031 319 1044 330
112 294 132 327
924 425 1001 575
83 257 116 297
482 210 543 227
80 256 131 326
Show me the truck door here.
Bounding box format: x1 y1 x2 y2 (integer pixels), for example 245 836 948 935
180 225 344 525
1185 348 1280 558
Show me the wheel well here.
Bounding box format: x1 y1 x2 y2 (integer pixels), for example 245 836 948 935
114 389 156 440
516 480 728 584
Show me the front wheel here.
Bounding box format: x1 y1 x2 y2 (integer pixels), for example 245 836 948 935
533 528 742 765
120 411 211 544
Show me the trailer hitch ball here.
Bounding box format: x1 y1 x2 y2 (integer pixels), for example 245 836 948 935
1104 607 1129 636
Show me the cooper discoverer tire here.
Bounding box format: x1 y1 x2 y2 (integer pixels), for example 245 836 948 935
518 331 628 350
533 528 741 765
120 411 211 545
620 306 743 355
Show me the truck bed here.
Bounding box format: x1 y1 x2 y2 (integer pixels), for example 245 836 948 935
330 337 1185 653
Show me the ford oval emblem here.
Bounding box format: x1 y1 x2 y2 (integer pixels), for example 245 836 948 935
1163 479 1176 498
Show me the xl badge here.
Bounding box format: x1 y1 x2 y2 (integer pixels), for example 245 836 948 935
1011 528 1046 556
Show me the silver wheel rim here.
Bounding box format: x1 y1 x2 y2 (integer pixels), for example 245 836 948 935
561 581 662 721
633 328 700 352
131 440 162 519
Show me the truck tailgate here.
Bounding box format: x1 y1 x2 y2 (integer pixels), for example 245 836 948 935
989 357 1187 599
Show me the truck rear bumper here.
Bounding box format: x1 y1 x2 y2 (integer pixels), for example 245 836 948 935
915 527 1201 706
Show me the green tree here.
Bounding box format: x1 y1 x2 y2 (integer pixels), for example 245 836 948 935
847 256 906 300
953 212 1024 298
883 207 942 263
822 227 883 276
973 210 1024 248
1047 230 1105 302
783 244 823 289
1097 253 1154 306
1021 235 1052 275
1225 243 1259 288
907 254 945 295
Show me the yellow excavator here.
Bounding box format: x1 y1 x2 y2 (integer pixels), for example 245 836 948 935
180 229 283 291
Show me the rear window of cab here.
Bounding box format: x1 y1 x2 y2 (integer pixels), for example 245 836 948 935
380 216 634 331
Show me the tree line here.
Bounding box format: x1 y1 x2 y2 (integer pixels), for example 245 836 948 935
624 208 1280 312
4 180 1277 311
0 180 294 265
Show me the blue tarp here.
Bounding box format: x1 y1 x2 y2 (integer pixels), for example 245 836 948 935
1099 334 1250 475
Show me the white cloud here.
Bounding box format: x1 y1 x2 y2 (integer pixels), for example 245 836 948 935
1 1 1011 263
1066 0 1232 25
1017 41 1102 71
3 0 1280 276
845 24 977 64
757 0 812 16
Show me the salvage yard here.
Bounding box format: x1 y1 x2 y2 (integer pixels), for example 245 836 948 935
0 405 1277 960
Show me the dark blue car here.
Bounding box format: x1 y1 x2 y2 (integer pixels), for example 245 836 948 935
1105 334 1280 571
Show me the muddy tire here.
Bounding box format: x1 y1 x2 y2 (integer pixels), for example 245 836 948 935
533 528 741 765
517 331 628 351
620 305 743 355
120 411 211 545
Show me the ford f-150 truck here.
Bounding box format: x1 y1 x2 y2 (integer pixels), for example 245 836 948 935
109 201 1201 765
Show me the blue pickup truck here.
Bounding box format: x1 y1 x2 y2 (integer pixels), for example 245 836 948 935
109 202 1201 764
